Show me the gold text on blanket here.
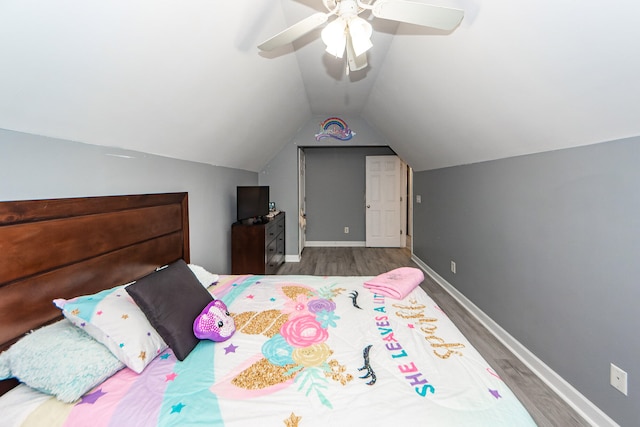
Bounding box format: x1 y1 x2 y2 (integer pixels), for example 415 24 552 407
393 300 465 359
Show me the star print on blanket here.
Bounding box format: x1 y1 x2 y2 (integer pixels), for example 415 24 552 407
48 275 536 426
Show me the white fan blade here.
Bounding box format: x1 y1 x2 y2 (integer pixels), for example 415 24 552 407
372 1 463 31
258 13 329 51
346 33 368 71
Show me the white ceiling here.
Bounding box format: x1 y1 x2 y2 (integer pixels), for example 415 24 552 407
1 0 639 172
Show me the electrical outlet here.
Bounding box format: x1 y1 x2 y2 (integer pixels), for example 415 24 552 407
610 363 628 395
450 261 456 274
344 226 349 234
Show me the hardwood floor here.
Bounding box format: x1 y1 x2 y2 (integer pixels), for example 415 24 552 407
277 247 591 427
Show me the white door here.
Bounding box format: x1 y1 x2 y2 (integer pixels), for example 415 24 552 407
366 155 402 247
298 148 306 256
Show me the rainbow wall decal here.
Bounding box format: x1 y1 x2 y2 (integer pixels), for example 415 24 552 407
314 117 355 141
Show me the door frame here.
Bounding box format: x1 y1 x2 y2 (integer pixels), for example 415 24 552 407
297 147 306 257
400 159 408 248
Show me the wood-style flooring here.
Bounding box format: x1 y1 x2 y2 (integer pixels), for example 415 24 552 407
277 247 591 427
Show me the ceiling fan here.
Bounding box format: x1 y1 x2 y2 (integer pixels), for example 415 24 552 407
258 0 464 72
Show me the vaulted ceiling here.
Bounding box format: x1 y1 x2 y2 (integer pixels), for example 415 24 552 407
1 0 639 172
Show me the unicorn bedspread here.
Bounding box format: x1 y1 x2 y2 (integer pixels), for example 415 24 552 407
4 275 536 427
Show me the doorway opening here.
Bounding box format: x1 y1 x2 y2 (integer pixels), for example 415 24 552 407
298 147 412 251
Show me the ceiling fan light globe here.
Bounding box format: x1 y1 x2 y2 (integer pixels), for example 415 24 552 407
325 43 346 58
348 17 373 57
321 19 347 58
346 32 369 72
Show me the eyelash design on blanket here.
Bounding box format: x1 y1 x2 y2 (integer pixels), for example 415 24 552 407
358 344 376 385
348 290 362 310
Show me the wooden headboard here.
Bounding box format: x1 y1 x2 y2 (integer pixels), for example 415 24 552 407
0 193 189 395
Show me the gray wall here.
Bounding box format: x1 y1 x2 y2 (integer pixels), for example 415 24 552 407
412 137 639 426
260 115 391 254
0 129 257 274
305 146 395 242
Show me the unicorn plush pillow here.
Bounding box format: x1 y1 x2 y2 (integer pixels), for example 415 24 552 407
193 300 236 342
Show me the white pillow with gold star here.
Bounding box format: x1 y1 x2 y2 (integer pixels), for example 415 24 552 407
54 285 167 374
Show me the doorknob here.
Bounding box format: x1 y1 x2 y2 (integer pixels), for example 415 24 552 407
366 205 370 208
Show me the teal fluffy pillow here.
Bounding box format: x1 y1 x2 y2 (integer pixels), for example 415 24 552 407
0 319 124 403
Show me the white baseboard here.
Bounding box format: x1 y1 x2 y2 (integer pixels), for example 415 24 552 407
411 255 617 427
304 241 366 247
284 255 300 263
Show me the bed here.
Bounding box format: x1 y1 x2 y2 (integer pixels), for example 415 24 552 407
0 193 536 426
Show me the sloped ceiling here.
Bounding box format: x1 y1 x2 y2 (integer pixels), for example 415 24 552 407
1 0 639 172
